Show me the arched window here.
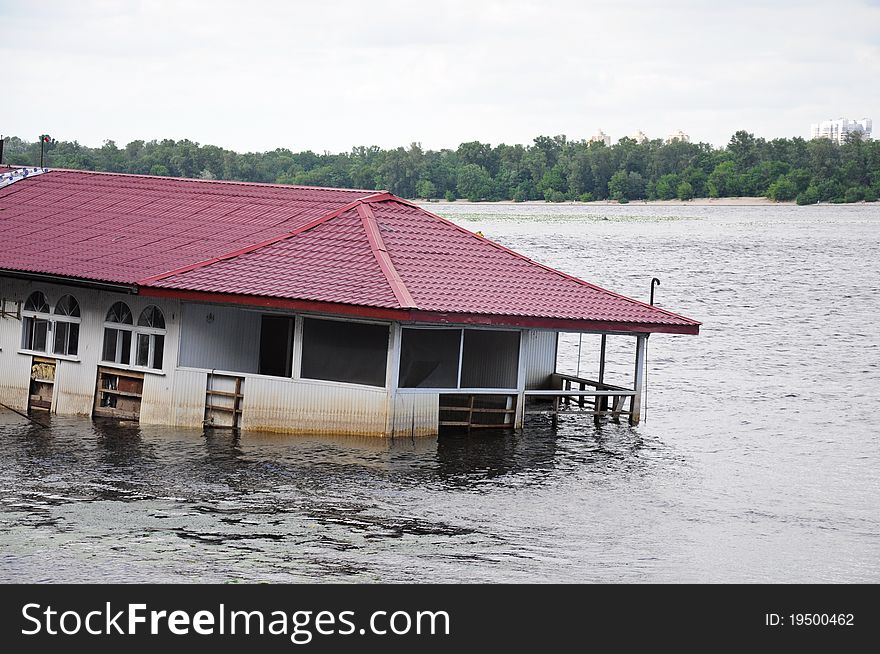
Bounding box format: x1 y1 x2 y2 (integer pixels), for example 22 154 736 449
21 291 51 352
102 301 134 365
135 306 166 370
52 294 81 356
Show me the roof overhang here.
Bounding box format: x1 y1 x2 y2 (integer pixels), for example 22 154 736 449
139 287 700 335
0 269 139 294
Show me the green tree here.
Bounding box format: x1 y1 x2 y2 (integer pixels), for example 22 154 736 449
796 186 819 205
676 180 694 200
626 171 647 200
767 174 797 202
415 179 437 199
655 173 679 200
728 130 760 172
456 164 492 201
707 161 739 197
608 170 628 201
844 186 864 203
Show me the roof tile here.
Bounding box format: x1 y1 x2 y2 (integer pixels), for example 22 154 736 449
0 168 699 331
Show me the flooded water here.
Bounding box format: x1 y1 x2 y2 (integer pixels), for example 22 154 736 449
1 203 878 583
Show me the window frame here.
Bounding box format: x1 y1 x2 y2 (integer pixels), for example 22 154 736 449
397 325 523 393
298 315 391 388
20 291 52 354
52 294 81 357
102 301 135 366
134 306 166 371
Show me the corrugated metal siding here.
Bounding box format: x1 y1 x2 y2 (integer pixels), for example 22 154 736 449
241 377 388 436
54 360 95 416
390 393 439 437
179 303 261 373
51 292 106 415
140 370 172 425
0 353 31 411
0 277 32 411
0 276 181 420
523 329 557 389
171 369 207 428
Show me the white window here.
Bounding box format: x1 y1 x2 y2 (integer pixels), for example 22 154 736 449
21 291 51 353
135 306 165 370
102 301 133 365
52 294 81 357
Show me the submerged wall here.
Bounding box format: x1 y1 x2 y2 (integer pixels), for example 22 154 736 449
0 276 560 437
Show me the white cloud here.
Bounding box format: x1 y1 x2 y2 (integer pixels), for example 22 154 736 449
2 0 878 152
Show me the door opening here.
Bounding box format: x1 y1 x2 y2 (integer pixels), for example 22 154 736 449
258 315 293 377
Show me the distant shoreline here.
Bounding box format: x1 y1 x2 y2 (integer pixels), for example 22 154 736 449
418 197 805 207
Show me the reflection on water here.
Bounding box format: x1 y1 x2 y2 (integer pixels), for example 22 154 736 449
2 204 879 583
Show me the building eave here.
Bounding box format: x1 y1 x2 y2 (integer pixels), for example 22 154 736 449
138 286 700 335
0 269 139 294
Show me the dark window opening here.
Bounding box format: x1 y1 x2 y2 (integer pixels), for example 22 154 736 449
131 306 166 370
259 315 293 377
136 333 150 367
460 329 520 389
300 318 389 387
53 321 79 356
103 328 131 365
399 328 461 388
153 335 164 369
22 291 51 353
22 316 50 352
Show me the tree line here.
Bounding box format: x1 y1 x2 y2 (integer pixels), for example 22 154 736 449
3 130 878 204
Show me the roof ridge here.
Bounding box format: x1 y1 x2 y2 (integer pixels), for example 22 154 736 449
29 166 379 195
393 199 701 326
356 203 417 309
138 192 395 285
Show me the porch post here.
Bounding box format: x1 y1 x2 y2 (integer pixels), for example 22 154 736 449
630 334 647 425
385 322 402 437
597 333 608 412
514 329 528 429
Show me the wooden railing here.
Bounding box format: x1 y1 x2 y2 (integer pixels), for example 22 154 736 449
439 393 517 430
524 373 636 419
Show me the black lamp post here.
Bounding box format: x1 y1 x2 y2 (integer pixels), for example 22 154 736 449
39 134 55 168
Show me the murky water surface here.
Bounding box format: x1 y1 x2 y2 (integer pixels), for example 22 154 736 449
1 203 878 582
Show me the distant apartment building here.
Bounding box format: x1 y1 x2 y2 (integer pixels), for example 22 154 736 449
665 129 690 144
630 129 648 144
810 118 872 144
589 129 611 146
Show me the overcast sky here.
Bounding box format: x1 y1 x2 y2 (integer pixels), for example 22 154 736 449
2 0 878 153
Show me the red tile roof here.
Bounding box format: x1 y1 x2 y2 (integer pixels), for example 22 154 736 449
0 167 699 334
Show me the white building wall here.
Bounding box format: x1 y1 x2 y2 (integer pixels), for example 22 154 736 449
169 368 208 429
241 376 389 436
390 393 439 438
179 303 261 373
0 275 179 420
522 329 558 389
